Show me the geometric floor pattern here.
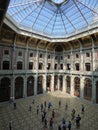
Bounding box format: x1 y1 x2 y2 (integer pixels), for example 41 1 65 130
0 91 98 130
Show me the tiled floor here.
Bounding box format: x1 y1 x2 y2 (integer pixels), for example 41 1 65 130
0 91 98 130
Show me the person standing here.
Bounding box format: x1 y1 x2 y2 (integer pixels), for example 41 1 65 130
37 105 39 115
68 121 72 130
52 109 55 118
58 124 61 130
13 100 16 109
81 104 84 114
76 114 81 128
9 121 13 130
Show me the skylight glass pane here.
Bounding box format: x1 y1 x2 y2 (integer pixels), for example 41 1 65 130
6 0 98 39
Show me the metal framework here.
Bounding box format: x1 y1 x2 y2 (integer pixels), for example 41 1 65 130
6 0 98 39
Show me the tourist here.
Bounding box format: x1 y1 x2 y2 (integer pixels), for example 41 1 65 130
50 118 53 128
81 104 84 114
58 124 61 130
71 109 75 120
68 121 72 130
37 105 39 115
13 100 16 109
9 120 13 130
52 109 55 118
44 118 47 128
76 114 81 128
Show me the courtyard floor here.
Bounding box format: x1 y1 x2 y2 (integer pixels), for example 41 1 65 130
0 91 98 130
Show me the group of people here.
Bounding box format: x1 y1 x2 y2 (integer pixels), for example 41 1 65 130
9 99 84 130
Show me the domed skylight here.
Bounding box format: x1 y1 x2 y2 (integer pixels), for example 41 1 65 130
6 0 98 39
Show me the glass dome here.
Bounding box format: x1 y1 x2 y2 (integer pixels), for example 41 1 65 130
6 0 98 39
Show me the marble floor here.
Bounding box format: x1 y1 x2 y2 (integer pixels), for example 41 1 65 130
0 91 98 130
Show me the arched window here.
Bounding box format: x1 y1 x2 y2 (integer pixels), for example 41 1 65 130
66 76 70 94
27 76 34 96
15 77 23 99
74 77 80 97
46 75 51 91
17 61 22 70
3 61 10 70
29 62 33 70
84 78 92 100
37 76 43 94
75 63 79 71
0 77 11 102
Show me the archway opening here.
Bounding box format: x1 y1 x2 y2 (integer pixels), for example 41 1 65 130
15 77 23 99
27 76 34 96
0 77 11 102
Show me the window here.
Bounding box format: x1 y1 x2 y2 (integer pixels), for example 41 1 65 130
47 63 50 70
4 50 9 55
61 56 63 60
18 51 22 56
85 63 90 71
60 64 63 69
17 61 22 70
75 63 79 71
54 64 57 70
38 63 43 70
76 54 79 58
3 61 9 70
67 55 70 59
48 55 50 59
30 53 33 57
86 53 90 57
55 56 57 60
67 64 70 70
29 62 33 69
39 54 42 58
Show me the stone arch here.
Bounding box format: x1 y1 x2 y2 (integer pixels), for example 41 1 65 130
96 81 98 103
0 77 11 102
54 75 58 91
27 76 34 96
59 75 63 91
74 77 80 97
37 75 43 94
15 77 23 99
84 78 92 100
66 76 71 94
46 75 51 91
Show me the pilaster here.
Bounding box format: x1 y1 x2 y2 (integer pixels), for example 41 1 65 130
51 74 54 92
70 75 74 96
34 75 37 95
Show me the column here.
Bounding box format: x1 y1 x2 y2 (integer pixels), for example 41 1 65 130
36 48 39 71
92 76 96 103
11 75 15 100
43 75 46 94
11 35 16 100
80 76 84 99
70 76 74 96
58 75 60 90
91 41 96 103
23 76 27 98
80 47 83 71
63 75 66 92
51 74 54 92
23 43 28 98
70 48 73 71
34 75 37 95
